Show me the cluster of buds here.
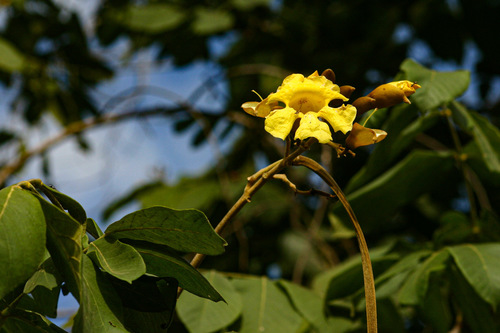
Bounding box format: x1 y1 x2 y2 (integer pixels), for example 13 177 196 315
242 68 420 152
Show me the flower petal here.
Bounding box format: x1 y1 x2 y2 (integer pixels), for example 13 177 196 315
264 107 299 140
294 112 332 143
318 104 357 134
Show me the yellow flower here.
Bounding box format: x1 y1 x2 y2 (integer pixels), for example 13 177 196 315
242 72 357 144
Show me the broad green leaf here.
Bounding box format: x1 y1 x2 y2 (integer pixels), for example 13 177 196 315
192 8 234 35
18 283 60 319
133 242 223 301
449 266 498 333
231 0 271 10
109 275 178 332
36 196 84 302
313 241 397 297
177 271 242 333
419 280 452 333
0 186 46 300
124 4 186 33
332 150 454 233
105 206 226 255
350 105 441 192
448 243 500 310
39 183 87 224
232 277 303 333
450 101 500 174
87 237 146 283
277 280 330 331
0 309 66 333
399 59 470 111
0 37 26 72
368 250 432 300
398 250 449 305
73 255 127 333
86 218 104 238
24 258 60 294
22 258 61 318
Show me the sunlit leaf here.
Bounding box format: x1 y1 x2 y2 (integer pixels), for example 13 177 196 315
278 280 330 331
448 243 500 310
192 8 234 35
0 37 27 72
0 186 46 300
232 277 303 333
105 206 226 255
88 237 146 283
132 242 223 301
36 197 84 302
124 4 186 33
24 258 60 294
73 255 127 333
177 271 242 333
40 183 87 224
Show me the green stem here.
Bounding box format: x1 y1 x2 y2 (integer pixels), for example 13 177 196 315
293 155 377 333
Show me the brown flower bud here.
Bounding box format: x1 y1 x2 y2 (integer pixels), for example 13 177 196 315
321 68 335 83
346 122 387 149
352 96 377 115
367 80 421 109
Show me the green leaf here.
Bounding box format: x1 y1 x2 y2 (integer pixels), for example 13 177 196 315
450 101 500 174
24 258 60 294
40 183 87 224
398 250 449 305
86 218 104 238
192 8 234 35
373 250 432 299
232 277 304 333
231 0 271 10
36 196 84 302
448 243 500 310
313 241 397 298
399 58 470 111
73 255 127 333
123 4 186 33
109 275 178 332
0 309 67 333
177 271 242 333
132 242 223 301
0 186 46 300
349 105 442 192
105 206 227 255
449 265 499 333
0 37 26 72
87 237 146 283
418 279 453 333
19 284 61 319
277 280 330 331
333 150 455 233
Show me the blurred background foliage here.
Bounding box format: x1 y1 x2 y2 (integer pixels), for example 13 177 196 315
1 0 500 331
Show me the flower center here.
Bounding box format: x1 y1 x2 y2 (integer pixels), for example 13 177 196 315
289 92 326 113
